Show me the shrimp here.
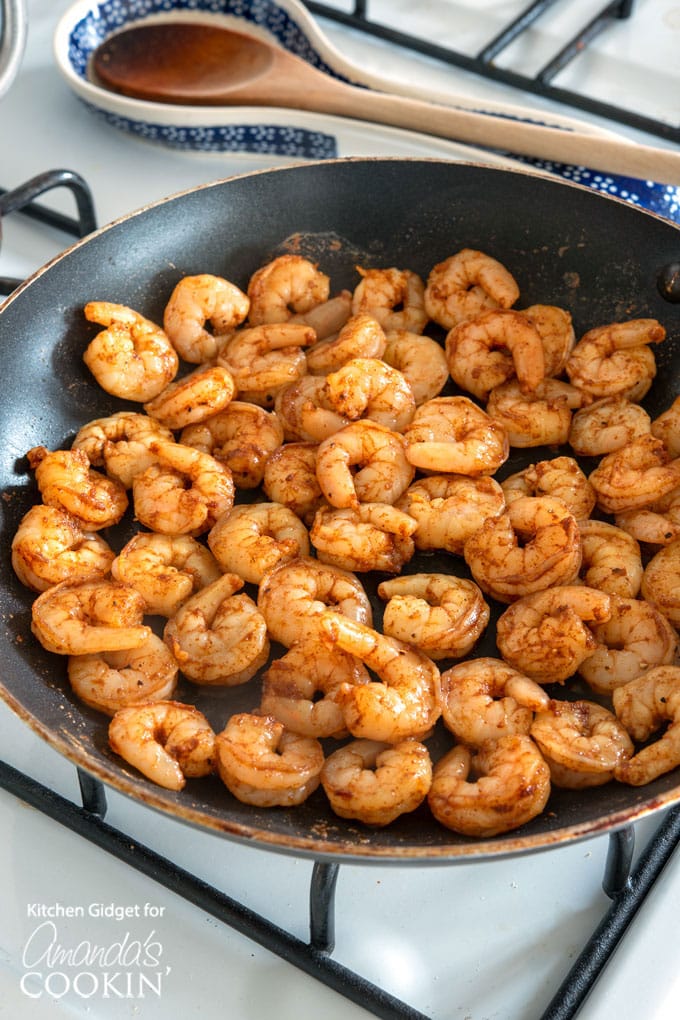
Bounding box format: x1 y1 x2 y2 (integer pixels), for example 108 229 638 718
163 273 249 362
71 412 175 490
613 666 680 785
377 574 490 661
501 456 596 522
652 395 680 458
27 446 128 531
260 638 370 739
111 532 222 617
382 329 449 405
321 739 432 826
68 634 179 716
440 658 550 747
262 441 324 525
486 379 584 448
641 540 680 627
565 318 665 400
315 420 414 509
310 502 417 574
108 700 216 791
403 396 509 475
12 505 115 592
463 495 582 603
427 735 551 837
351 266 428 334
305 312 386 375
568 396 651 457
132 441 234 536
578 519 643 598
424 248 520 330
324 357 416 432
143 365 236 430
318 612 441 742
395 475 506 556
530 699 633 789
495 585 612 684
523 304 575 377
274 375 351 442
164 573 269 686
615 486 680 547
180 401 284 490
257 556 372 649
578 595 678 695
218 322 315 406
246 254 330 325
207 502 310 584
31 578 151 655
83 301 179 402
288 290 352 339
446 309 545 401
588 434 680 514
215 713 324 807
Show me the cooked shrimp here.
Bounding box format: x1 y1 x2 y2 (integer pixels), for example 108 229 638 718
215 713 324 806
382 329 449 405
274 374 351 442
613 666 680 785
31 578 150 655
207 502 310 584
164 573 269 686
321 739 432 826
108 700 216 791
396 474 506 556
589 434 680 514
615 486 680 547
143 365 236 430
247 254 330 325
641 540 680 627
288 290 352 339
163 273 249 362
427 735 551 837
305 313 386 375
578 519 643 598
111 532 221 617
315 420 414 509
501 456 596 522
72 412 175 489
578 595 677 695
83 301 178 402
495 585 612 684
486 378 584 448
378 574 489 660
440 657 550 747
218 322 315 406
12 504 114 592
424 248 520 330
26 446 127 531
132 441 234 536
446 309 545 401
351 266 428 334
403 395 509 476
652 395 680 458
523 304 575 377
565 318 665 400
68 634 179 716
568 396 651 457
324 357 416 432
311 502 417 574
463 496 582 603
180 401 284 490
319 612 441 742
262 441 324 525
530 699 633 788
257 556 372 649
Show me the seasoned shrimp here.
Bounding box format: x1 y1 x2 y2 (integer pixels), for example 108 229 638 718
315 420 414 509
207 502 310 584
274 375 351 442
323 357 416 432
641 540 680 627
486 378 584 448
588 434 680 514
247 254 330 325
83 301 178 402
319 612 441 742
578 519 643 598
440 658 550 747
164 573 269 686
12 505 114 592
218 322 314 406
530 699 633 788
615 486 680 547
523 304 575 377
180 401 284 489
463 496 582 603
613 666 680 785
288 290 352 339
163 273 249 362
424 248 520 330
501 456 596 522
31 578 150 655
446 309 545 401
71 412 175 490
382 329 449 405
311 502 417 574
652 395 680 458
427 735 551 837
305 313 386 375
378 574 490 660
396 475 506 556
495 585 612 684
351 266 428 334
68 634 179 716
262 441 324 525
321 739 432 826
109 700 216 791
403 396 509 476
27 446 127 531
215 713 324 806
565 318 665 400
257 556 372 649
568 396 651 457
111 532 221 617
578 595 677 695
143 365 236 430
132 441 234 536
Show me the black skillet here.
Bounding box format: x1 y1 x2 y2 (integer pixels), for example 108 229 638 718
1 157 679 863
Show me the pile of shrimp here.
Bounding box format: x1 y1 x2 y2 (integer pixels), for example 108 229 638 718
11 249 680 839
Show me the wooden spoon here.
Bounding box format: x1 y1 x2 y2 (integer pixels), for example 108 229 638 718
93 23 680 185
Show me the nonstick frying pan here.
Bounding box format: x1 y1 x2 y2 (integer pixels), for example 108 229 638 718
1 157 679 863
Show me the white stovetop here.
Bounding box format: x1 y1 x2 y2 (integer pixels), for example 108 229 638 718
1 3 680 1018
